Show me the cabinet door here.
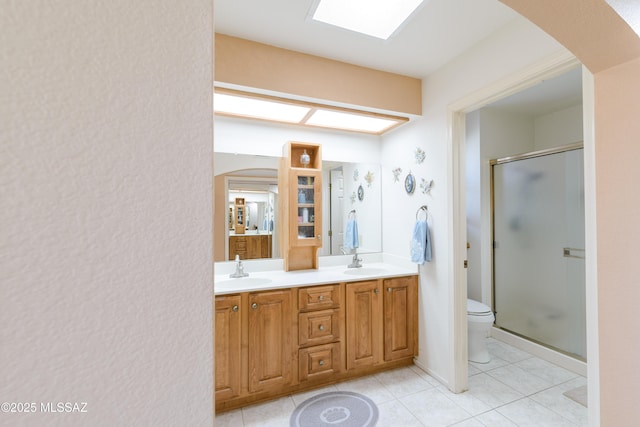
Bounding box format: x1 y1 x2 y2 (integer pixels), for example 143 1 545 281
248 290 294 393
215 295 242 401
290 170 322 247
246 236 261 259
383 276 418 361
346 280 382 370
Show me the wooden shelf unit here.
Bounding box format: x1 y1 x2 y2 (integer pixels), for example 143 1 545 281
279 141 323 271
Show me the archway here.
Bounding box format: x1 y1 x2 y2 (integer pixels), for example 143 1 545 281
471 2 640 424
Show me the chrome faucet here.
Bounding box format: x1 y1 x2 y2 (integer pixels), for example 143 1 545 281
347 252 363 268
230 255 249 278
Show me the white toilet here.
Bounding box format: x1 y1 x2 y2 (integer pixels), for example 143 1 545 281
467 299 495 363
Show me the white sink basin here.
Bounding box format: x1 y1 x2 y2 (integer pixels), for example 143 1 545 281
216 277 273 287
343 267 389 276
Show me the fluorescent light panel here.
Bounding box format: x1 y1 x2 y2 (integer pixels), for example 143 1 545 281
312 0 424 40
214 93 311 123
306 109 398 133
214 90 407 134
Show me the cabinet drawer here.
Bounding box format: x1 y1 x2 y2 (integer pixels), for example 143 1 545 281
298 284 341 311
299 309 340 347
299 343 341 382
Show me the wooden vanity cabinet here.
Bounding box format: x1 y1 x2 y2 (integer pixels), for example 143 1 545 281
229 234 271 260
345 280 382 370
214 294 242 401
248 289 295 393
345 276 419 370
383 276 418 361
214 275 418 412
298 284 342 382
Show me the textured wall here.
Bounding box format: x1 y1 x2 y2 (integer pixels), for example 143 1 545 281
1 1 213 426
594 57 640 426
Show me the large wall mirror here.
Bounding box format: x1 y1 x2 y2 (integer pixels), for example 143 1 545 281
214 153 382 262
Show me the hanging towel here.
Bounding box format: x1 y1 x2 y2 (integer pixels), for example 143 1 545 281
410 219 432 264
344 218 359 251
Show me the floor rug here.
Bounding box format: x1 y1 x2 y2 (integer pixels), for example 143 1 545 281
290 391 378 427
563 385 588 408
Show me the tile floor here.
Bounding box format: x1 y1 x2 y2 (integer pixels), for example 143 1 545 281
215 338 588 426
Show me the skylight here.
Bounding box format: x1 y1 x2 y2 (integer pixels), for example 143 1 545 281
311 0 424 40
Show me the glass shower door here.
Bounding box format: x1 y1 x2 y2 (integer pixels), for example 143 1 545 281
492 147 585 359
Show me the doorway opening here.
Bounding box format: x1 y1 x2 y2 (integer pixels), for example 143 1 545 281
446 51 597 394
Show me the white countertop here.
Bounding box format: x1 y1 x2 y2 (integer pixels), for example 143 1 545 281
214 254 418 295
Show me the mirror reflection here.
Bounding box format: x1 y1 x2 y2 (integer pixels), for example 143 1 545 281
214 153 381 262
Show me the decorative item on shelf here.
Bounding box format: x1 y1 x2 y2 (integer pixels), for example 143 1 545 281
353 169 359 181
420 178 434 195
300 149 311 167
365 170 374 187
404 172 416 195
298 190 306 203
415 147 426 164
357 184 364 201
350 191 357 204
392 167 402 182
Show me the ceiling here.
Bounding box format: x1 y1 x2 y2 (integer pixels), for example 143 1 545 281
214 0 582 118
486 67 583 116
214 0 519 79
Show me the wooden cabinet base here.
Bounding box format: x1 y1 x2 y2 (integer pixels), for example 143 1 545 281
214 275 418 414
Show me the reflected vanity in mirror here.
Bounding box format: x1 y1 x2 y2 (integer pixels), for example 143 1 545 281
213 153 381 263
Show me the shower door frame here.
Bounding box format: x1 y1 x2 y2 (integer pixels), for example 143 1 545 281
490 141 585 360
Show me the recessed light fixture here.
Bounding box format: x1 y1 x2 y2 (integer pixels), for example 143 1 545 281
214 88 408 135
311 0 424 40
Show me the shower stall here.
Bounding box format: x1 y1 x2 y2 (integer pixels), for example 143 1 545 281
491 144 586 360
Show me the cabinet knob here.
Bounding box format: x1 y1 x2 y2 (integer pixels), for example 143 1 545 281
387 287 392 293
319 325 324 331
319 295 325 301
232 305 239 312
319 360 325 366
374 288 380 294
251 303 258 310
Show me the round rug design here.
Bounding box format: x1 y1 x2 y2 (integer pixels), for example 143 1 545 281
290 391 378 427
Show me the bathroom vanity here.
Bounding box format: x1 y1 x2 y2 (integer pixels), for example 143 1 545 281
214 263 418 412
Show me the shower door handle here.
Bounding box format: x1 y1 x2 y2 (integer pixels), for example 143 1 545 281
563 247 585 259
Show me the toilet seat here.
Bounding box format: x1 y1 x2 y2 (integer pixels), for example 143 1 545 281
467 299 492 315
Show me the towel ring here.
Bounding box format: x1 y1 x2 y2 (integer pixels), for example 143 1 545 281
416 205 428 220
348 209 357 219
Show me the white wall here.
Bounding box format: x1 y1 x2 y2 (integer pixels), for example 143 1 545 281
534 104 584 150
381 16 566 386
1 2 213 425
215 116 382 163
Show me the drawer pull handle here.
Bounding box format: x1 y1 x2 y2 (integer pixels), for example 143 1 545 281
319 360 325 366
251 303 258 310
232 305 239 312
319 295 325 301
319 325 324 331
